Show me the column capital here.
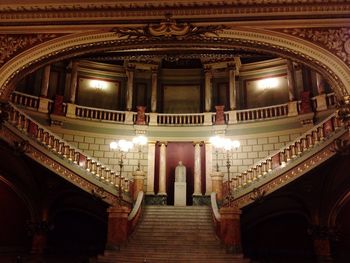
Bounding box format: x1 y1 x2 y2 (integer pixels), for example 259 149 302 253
192 141 204 147
157 141 168 147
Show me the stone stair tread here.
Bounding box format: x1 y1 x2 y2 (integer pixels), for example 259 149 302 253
98 205 244 263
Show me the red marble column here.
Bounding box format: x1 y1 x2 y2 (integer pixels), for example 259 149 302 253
313 238 332 260
219 206 242 254
106 205 131 250
31 233 47 254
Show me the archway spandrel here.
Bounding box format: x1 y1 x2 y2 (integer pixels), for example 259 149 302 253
278 28 350 67
0 34 65 67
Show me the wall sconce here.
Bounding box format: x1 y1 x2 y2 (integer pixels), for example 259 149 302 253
258 77 279 91
132 135 148 171
90 80 108 91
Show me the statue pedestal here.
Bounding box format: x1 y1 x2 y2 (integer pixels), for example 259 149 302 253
174 182 186 206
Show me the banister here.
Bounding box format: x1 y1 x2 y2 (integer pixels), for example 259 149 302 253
128 191 144 235
6 102 131 204
211 192 221 222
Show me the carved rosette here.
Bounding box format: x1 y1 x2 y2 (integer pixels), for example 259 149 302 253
0 34 60 66
281 28 350 66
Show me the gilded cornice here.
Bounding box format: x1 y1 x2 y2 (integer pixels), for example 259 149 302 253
280 27 350 66
0 33 64 66
0 1 349 25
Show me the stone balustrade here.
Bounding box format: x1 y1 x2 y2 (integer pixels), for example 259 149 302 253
11 91 336 127
226 113 343 200
7 102 132 203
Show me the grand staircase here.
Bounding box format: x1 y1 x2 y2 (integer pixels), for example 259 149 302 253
98 205 246 263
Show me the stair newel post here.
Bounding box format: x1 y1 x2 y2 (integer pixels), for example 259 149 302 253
132 170 145 201
219 205 242 255
106 205 131 251
211 171 224 204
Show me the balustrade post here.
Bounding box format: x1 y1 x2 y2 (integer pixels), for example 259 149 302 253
106 205 131 251
211 171 224 204
132 170 145 201
219 206 242 255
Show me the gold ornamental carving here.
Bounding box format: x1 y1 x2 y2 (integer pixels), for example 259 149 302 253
0 34 58 66
282 28 350 66
112 15 225 40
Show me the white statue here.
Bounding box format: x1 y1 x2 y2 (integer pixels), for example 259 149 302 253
175 161 186 182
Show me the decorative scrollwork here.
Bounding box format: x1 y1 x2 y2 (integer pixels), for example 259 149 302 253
112 14 225 40
336 95 350 127
91 186 107 200
330 138 350 156
250 187 266 203
12 140 30 155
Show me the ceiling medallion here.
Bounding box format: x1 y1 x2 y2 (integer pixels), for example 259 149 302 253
112 14 225 40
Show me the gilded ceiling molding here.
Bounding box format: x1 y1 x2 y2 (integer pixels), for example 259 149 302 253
0 34 60 66
281 28 350 66
0 1 349 23
0 27 350 101
217 27 350 97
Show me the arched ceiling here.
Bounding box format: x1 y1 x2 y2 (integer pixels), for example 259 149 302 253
0 1 350 100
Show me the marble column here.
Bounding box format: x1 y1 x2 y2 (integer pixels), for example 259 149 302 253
219 206 242 254
205 142 213 195
38 65 51 113
146 142 156 195
40 65 51 98
286 60 296 101
204 68 213 112
106 205 131 250
228 64 237 110
125 67 134 111
193 142 202 196
316 72 325 95
158 142 167 195
69 61 78 103
151 68 158 113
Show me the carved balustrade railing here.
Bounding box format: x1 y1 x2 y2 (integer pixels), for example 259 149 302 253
11 91 337 126
75 104 127 123
155 112 205 126
235 103 289 122
226 113 346 207
4 102 132 205
11 91 40 110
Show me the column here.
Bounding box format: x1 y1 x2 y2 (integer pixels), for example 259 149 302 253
158 142 167 196
286 60 296 101
151 68 158 113
106 205 131 250
66 61 78 118
38 65 51 113
228 64 237 110
125 66 134 111
316 72 325 95
31 208 49 254
204 67 213 112
205 142 213 195
146 141 156 195
219 206 242 254
315 72 327 111
69 61 78 104
193 142 202 196
40 65 51 98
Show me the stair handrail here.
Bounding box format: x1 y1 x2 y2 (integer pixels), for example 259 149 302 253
127 191 144 235
210 192 221 239
6 102 131 204
231 112 343 198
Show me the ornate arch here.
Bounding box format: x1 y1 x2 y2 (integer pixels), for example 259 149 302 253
0 27 350 100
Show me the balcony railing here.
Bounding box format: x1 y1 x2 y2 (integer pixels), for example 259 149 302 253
11 91 337 127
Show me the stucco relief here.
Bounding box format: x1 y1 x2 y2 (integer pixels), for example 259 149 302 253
282 28 350 66
0 34 59 66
